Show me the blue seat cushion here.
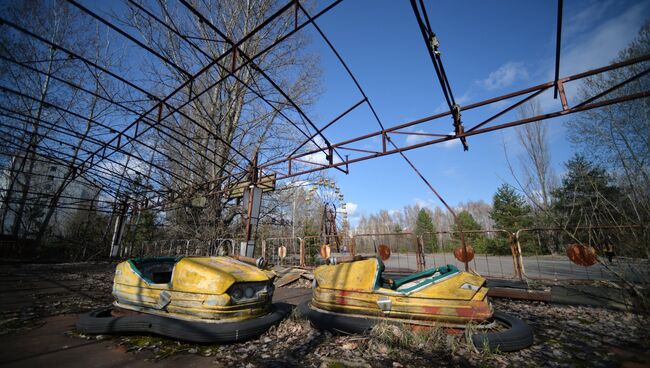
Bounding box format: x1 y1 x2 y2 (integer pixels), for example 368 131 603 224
390 264 459 290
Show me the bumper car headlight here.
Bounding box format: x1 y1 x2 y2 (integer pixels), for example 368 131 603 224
228 281 274 304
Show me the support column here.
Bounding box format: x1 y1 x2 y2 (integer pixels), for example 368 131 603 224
109 200 128 258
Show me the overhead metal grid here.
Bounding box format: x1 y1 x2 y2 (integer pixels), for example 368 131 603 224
0 0 647 222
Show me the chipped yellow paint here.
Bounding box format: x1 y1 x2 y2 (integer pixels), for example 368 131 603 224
314 258 379 291
112 256 274 322
312 258 492 324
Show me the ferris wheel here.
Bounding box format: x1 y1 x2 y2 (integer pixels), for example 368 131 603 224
304 178 349 249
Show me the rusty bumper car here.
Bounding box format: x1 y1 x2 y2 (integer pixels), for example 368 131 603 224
298 256 533 351
76 256 290 343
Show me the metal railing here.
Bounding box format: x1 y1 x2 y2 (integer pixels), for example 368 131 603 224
116 224 648 284
516 226 649 282
420 229 520 279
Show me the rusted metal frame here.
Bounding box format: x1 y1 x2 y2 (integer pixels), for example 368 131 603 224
259 53 650 170
410 0 468 151
257 88 650 182
67 0 192 78
0 84 197 186
262 0 471 243
574 67 650 108
389 131 450 137
466 87 548 133
0 53 222 172
297 3 386 130
384 133 470 271
0 197 117 214
178 0 344 164
0 133 158 198
0 101 180 188
0 138 128 200
287 97 367 158
557 80 569 110
291 157 332 168
408 0 454 110
337 146 381 155
0 111 172 190
126 0 346 192
0 18 242 178
0 156 108 193
88 0 311 172
456 90 649 136
94 0 344 179
517 225 641 233
131 1 319 167
553 0 564 99
0 188 115 206
0 17 154 98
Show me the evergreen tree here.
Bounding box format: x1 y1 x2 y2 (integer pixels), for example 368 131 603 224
414 209 436 251
491 184 532 232
451 211 485 250
551 155 623 251
552 155 621 229
489 184 531 254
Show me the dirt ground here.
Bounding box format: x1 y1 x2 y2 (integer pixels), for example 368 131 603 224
0 262 648 368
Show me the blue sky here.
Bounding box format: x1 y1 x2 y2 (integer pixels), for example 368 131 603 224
298 0 650 224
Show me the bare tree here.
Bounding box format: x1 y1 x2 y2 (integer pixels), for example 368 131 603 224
566 22 650 228
514 99 556 214
120 0 321 238
0 1 121 241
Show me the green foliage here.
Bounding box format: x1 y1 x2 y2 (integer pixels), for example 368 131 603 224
489 184 531 255
451 211 485 251
491 184 532 232
414 209 436 251
552 155 622 229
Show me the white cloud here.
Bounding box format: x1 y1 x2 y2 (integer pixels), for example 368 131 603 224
478 62 528 91
405 130 428 145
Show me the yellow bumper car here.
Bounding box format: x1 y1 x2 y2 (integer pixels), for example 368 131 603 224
77 256 290 343
299 256 533 351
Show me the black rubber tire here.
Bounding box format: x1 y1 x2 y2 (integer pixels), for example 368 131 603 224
298 302 533 352
76 303 292 343
470 311 534 352
297 301 376 334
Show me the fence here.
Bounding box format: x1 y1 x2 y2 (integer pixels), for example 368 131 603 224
262 237 303 267
304 235 350 267
117 225 648 284
421 230 520 279
123 238 239 258
352 232 420 272
516 226 649 282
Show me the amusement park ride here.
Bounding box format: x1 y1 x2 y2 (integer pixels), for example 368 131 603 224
2 0 647 351
305 178 348 251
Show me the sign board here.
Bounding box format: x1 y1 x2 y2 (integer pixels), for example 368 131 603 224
227 174 276 199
